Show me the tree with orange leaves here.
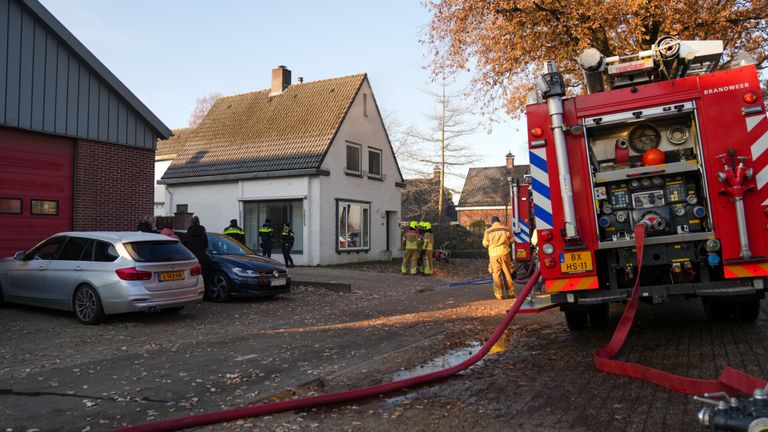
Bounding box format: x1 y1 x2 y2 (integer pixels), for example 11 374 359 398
424 0 768 116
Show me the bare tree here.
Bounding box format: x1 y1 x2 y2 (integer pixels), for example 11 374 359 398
403 80 480 216
188 93 222 127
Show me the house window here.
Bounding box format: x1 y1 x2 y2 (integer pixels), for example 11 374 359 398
337 200 370 251
368 148 382 178
31 200 58 216
243 200 303 253
345 142 362 175
176 204 188 213
0 198 22 214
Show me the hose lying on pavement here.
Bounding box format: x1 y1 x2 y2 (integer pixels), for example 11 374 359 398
112 269 543 432
594 224 767 396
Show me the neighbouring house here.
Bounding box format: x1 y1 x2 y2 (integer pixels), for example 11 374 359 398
0 0 171 257
455 153 530 230
154 126 193 217
156 67 404 266
400 166 457 224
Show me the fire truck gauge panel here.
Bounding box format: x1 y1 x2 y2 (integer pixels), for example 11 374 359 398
665 182 687 202
632 190 666 209
628 123 662 153
610 190 630 209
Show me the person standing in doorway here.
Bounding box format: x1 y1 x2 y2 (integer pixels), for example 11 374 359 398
482 216 515 300
259 218 274 257
223 219 246 244
185 216 210 276
281 222 295 268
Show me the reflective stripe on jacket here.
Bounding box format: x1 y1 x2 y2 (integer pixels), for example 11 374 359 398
482 222 512 257
401 229 421 250
421 232 434 251
223 227 245 236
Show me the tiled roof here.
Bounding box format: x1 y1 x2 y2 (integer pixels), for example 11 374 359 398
156 127 195 158
161 74 366 180
457 165 530 207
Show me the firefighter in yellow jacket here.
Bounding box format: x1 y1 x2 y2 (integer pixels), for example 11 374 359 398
420 221 434 275
401 221 422 275
482 216 515 299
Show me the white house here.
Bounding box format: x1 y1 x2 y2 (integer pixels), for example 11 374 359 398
155 67 404 266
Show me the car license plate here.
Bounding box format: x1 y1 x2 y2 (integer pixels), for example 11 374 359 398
271 278 286 287
560 251 593 273
158 271 184 282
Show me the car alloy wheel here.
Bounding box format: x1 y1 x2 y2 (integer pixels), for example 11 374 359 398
74 285 105 325
208 273 232 302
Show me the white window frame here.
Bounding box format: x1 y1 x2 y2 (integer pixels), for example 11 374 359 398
344 141 362 176
336 199 371 252
367 147 383 179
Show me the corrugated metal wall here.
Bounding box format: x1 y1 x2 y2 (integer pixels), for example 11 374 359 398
0 0 157 149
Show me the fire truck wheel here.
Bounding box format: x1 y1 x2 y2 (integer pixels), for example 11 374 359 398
734 300 760 322
564 310 589 330
588 304 610 328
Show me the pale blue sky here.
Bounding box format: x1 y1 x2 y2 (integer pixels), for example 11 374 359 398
39 0 529 194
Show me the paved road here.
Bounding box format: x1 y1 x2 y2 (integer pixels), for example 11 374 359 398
1 263 766 431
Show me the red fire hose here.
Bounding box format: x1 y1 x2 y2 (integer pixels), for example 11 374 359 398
594 224 767 396
114 226 766 432
112 269 543 432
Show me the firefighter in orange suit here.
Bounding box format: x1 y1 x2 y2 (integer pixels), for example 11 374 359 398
401 221 422 275
482 216 515 299
420 221 434 275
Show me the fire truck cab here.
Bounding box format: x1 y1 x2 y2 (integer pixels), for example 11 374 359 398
525 38 768 330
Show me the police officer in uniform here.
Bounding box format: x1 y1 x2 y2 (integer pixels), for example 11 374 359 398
281 222 295 268
223 219 246 244
258 218 274 257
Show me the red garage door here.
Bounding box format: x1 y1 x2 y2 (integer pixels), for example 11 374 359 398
0 127 74 258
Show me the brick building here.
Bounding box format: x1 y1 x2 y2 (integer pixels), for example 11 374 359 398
455 153 529 229
0 0 171 257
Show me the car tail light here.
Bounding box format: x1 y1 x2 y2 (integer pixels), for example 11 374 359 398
543 257 556 268
539 230 553 242
530 127 544 138
190 266 202 277
743 91 759 104
116 267 152 281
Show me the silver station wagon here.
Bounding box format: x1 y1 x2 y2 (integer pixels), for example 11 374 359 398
0 232 204 324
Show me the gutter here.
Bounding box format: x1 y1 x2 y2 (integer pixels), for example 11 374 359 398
158 169 331 185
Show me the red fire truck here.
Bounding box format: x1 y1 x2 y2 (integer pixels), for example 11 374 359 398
524 37 768 330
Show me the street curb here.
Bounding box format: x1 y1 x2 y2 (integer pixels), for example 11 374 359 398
293 280 352 293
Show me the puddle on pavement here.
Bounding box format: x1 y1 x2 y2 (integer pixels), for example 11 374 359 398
385 330 514 405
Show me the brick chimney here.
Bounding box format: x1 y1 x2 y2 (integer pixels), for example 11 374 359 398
270 66 291 96
505 152 515 169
